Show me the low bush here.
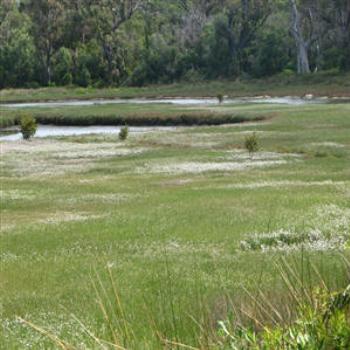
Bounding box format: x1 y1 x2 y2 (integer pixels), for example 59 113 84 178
218 284 350 349
20 114 37 140
118 125 129 140
244 132 259 154
217 93 224 104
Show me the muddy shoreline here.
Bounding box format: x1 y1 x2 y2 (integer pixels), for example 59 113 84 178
2 96 350 108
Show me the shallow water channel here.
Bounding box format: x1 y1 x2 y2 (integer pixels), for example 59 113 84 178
1 96 349 141
0 125 175 141
1 95 345 109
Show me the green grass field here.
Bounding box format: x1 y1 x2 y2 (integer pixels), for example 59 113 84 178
1 99 350 348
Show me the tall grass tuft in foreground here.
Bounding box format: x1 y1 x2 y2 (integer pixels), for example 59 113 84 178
18 255 350 349
215 257 350 349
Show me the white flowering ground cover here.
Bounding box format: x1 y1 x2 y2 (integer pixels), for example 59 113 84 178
1 101 350 348
240 204 350 252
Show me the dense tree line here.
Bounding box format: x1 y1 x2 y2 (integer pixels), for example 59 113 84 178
0 0 349 88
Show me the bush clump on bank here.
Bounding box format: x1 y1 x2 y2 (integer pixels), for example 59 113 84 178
119 125 129 140
20 114 37 140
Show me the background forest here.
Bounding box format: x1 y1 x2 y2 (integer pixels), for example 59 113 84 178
0 0 349 89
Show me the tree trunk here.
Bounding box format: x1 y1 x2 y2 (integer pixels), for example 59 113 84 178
102 42 115 84
46 45 52 84
296 42 310 74
289 0 310 74
226 9 240 76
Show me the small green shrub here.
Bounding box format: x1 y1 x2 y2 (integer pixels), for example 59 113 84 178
182 69 203 83
20 114 37 140
119 125 129 141
217 93 224 104
240 230 311 251
280 68 295 77
218 284 350 350
244 132 259 154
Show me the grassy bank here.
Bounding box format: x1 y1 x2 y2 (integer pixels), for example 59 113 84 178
1 101 350 348
1 72 350 103
0 103 267 128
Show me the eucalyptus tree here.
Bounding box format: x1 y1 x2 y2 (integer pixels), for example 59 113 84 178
288 0 311 74
0 0 35 87
25 0 66 84
219 0 272 76
318 0 350 70
178 0 220 45
287 0 333 74
0 0 349 87
333 0 350 69
84 0 144 84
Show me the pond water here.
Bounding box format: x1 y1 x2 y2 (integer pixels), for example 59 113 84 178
0 125 176 141
1 96 344 109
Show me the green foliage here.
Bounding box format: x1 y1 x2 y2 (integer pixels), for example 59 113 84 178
240 231 312 251
1 0 349 88
15 260 350 349
277 68 296 79
20 114 37 140
250 32 291 78
181 69 204 83
244 133 259 154
52 47 73 85
74 41 102 86
217 93 224 104
75 65 91 87
0 8 35 88
118 125 129 140
218 286 350 349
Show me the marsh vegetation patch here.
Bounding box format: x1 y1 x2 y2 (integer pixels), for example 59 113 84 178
139 151 295 175
1 140 147 176
241 204 350 252
223 180 349 190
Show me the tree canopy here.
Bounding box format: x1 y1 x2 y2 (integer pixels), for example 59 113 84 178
0 0 349 88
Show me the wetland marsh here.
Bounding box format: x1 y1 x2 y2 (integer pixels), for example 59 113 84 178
1 90 350 348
